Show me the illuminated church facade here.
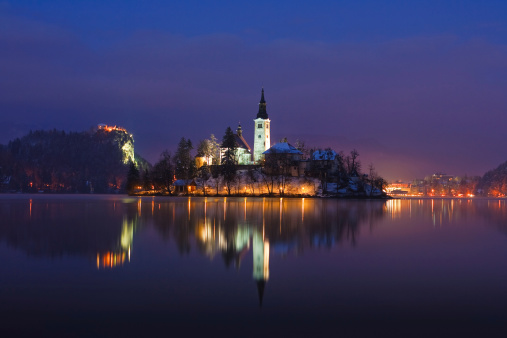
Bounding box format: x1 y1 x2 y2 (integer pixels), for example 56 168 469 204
219 88 272 165
253 88 271 163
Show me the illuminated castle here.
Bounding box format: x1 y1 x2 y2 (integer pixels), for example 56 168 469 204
97 123 135 164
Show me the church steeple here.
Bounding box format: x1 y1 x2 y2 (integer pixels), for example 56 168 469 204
257 88 268 119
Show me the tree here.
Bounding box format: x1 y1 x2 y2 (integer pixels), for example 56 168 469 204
367 163 377 197
126 162 140 194
174 137 196 180
142 168 152 191
196 163 210 195
245 167 259 194
208 134 221 165
264 150 294 196
345 149 361 177
294 139 309 159
374 176 388 195
152 151 174 194
210 164 222 195
196 139 212 166
221 127 237 195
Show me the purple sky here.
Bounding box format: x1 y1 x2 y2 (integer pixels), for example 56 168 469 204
1 1 507 181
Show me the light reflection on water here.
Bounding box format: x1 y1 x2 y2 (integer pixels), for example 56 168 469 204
1 195 507 336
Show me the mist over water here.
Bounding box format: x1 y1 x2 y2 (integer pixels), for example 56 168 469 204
1 195 507 336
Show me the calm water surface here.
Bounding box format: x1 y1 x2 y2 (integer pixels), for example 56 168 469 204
1 195 507 337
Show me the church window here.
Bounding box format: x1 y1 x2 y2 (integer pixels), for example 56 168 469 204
258 134 261 138
258 124 262 128
266 123 269 129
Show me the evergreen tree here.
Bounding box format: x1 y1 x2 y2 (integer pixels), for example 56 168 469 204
196 139 210 159
196 163 211 195
174 137 196 180
208 134 220 165
152 151 174 194
142 168 152 191
221 127 237 195
126 162 140 194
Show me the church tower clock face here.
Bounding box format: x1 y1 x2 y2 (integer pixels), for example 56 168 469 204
253 88 271 164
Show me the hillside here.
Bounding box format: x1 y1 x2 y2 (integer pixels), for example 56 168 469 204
0 127 148 193
477 160 507 197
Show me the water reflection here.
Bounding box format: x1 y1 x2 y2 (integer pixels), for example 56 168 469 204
386 198 507 231
3 196 507 307
3 195 507 336
0 196 139 268
148 197 387 304
96 217 134 269
0 196 387 304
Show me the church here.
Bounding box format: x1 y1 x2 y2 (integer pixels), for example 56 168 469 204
220 88 271 165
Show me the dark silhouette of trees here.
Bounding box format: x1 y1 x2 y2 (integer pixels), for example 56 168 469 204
0 128 142 193
126 163 140 194
142 168 152 190
345 149 361 176
221 127 237 195
152 151 175 194
196 163 210 195
174 137 196 180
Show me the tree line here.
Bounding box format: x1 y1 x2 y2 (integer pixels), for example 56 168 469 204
0 128 147 193
128 126 388 197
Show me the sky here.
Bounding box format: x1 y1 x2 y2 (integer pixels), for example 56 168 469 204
1 0 507 181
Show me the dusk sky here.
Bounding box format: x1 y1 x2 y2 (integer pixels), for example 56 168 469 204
1 0 507 181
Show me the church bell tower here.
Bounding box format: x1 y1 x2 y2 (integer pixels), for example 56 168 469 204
253 88 271 163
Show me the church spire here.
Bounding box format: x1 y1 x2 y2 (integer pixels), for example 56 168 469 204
257 88 268 119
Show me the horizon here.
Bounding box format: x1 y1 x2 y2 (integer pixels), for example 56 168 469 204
2 1 507 182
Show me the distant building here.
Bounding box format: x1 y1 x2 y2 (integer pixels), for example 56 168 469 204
386 181 411 196
263 142 303 176
311 149 342 177
173 179 197 193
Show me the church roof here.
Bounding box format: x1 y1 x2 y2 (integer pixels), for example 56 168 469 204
221 133 251 151
263 142 302 154
256 88 268 119
235 134 251 152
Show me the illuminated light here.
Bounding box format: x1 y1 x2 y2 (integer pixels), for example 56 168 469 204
302 198 305 221
264 241 270 280
128 246 131 262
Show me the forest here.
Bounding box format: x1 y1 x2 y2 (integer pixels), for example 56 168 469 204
0 128 145 193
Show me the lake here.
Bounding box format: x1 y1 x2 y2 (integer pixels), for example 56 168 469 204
1 195 507 337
